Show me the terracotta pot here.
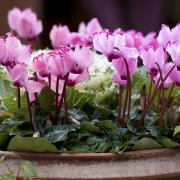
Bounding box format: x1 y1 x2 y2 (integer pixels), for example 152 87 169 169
0 148 180 180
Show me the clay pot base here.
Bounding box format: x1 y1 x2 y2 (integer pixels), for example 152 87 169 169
0 148 180 180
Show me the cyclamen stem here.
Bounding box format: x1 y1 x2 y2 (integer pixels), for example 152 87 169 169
26 91 33 128
156 63 166 124
156 63 165 107
118 85 123 124
17 87 21 109
157 88 162 110
158 83 175 126
64 86 68 123
128 76 132 118
139 65 176 126
34 73 40 106
121 58 131 123
48 74 52 122
55 77 60 124
57 74 69 124
147 78 153 106
122 84 128 125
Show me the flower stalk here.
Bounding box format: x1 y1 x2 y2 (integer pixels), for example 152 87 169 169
139 65 176 126
17 87 21 109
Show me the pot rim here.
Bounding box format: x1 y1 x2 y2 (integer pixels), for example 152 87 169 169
0 148 179 161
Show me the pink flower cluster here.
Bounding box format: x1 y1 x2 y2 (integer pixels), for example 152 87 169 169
33 45 93 87
0 33 45 101
92 26 180 88
6 7 180 91
50 18 102 47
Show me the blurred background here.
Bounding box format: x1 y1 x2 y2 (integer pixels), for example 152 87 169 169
1 0 180 48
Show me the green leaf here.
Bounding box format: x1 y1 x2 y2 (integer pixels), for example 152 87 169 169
110 128 138 152
0 132 10 147
94 90 118 109
86 135 111 152
8 136 59 153
132 137 163 150
132 67 150 94
0 79 13 99
62 139 90 153
160 138 180 148
95 120 118 131
67 87 95 108
60 108 89 123
0 172 16 180
2 115 28 127
21 161 37 179
38 88 55 111
32 106 48 134
43 125 76 143
173 125 180 137
92 107 115 120
80 121 100 134
2 94 27 113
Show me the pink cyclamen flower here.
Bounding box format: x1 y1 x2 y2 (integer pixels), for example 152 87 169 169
85 18 102 37
69 18 102 47
67 46 94 74
93 31 139 61
140 47 166 77
2 34 31 66
157 24 180 48
50 25 70 48
8 7 43 40
33 53 50 77
67 69 89 86
112 57 137 79
125 30 159 50
78 18 102 37
166 44 180 70
25 79 45 102
48 48 75 79
113 71 127 86
169 66 180 86
93 31 121 61
7 64 28 87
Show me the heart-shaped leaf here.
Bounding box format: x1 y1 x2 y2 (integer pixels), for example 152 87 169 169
8 135 59 153
43 125 76 143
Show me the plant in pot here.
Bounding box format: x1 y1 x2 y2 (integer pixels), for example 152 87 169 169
0 7 179 179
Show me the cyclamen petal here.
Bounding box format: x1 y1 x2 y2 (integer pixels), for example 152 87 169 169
157 24 180 48
140 47 166 77
0 38 8 66
48 49 74 79
169 66 180 86
7 7 21 30
166 44 180 70
8 64 28 87
112 57 137 81
113 71 127 86
67 69 89 86
25 80 45 102
50 25 70 48
33 53 50 77
157 24 172 48
68 46 94 74
25 80 45 94
86 18 102 36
